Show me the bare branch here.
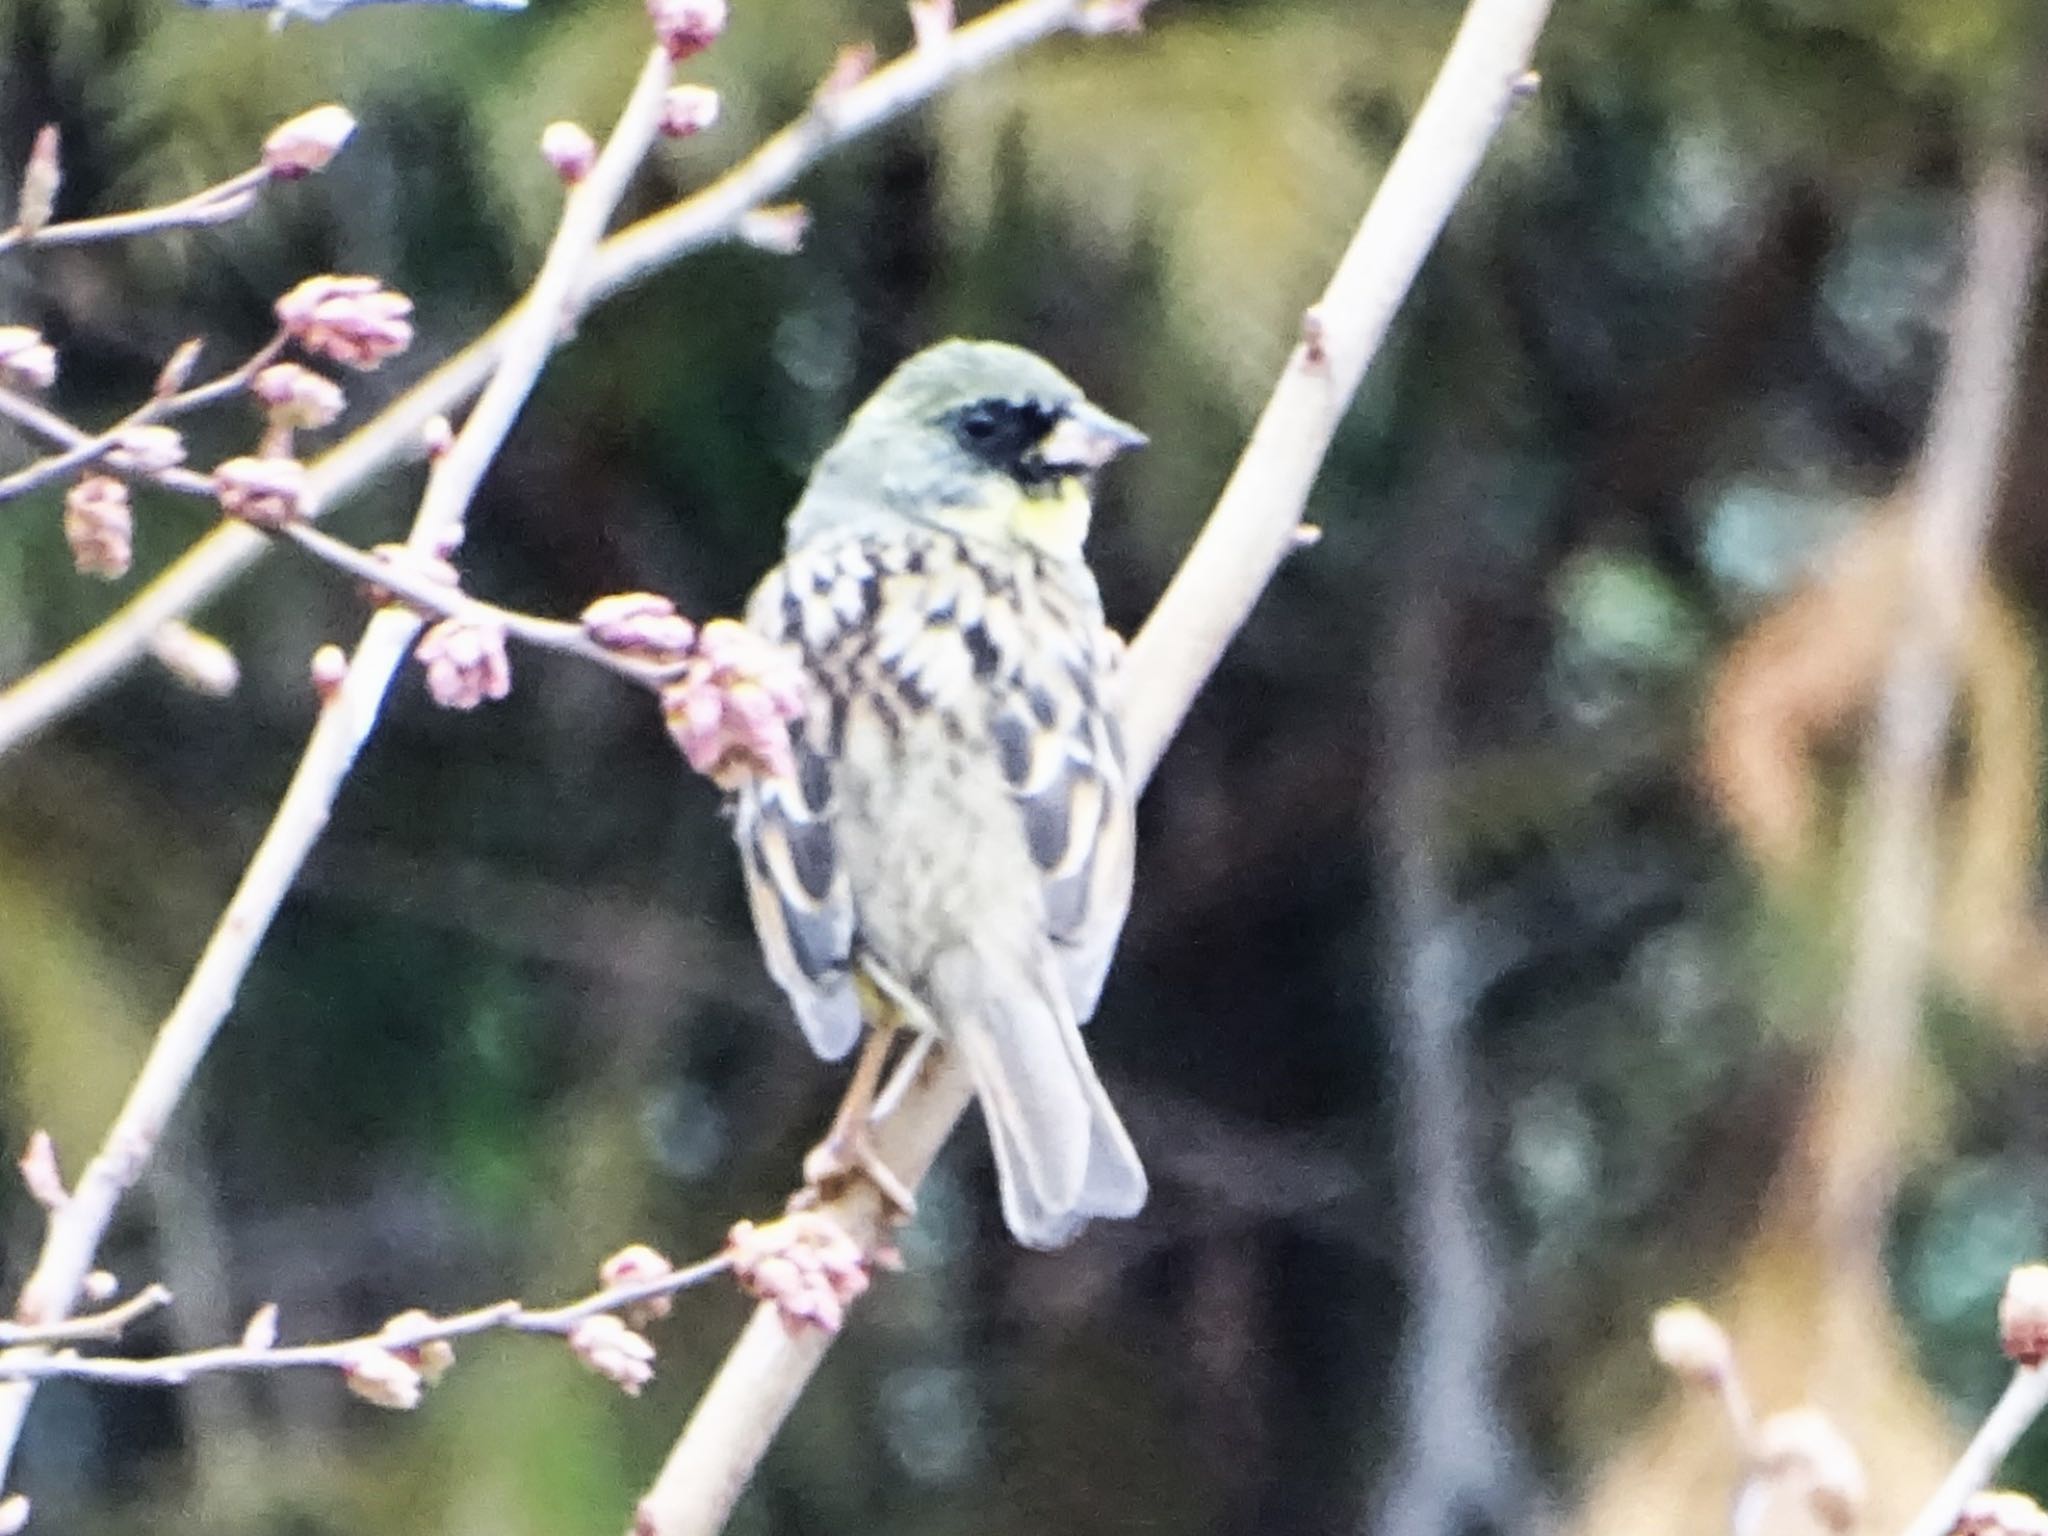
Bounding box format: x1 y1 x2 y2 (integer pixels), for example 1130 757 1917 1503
0 0 1103 757
627 1 1555 1532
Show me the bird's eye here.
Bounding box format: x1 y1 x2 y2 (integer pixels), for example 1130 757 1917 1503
958 405 999 441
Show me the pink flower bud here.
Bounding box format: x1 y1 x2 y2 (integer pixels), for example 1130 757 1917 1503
17 1131 65 1210
253 363 346 430
582 592 696 662
658 84 721 139
1752 1408 1865 1535
568 1314 657 1396
63 475 133 580
0 326 57 391
1957 1491 2048 1536
1650 1301 1732 1386
540 121 598 185
737 203 809 256
2001 1265 2048 1367
908 0 952 51
275 275 414 371
421 415 454 460
726 1213 872 1336
380 1309 456 1386
17 125 60 237
811 43 875 114
0 1493 28 1536
147 621 240 698
415 617 512 710
106 425 186 474
659 619 805 788
341 1347 423 1411
647 0 726 59
599 1243 677 1328
262 105 356 179
310 643 350 703
154 338 205 398
213 455 309 529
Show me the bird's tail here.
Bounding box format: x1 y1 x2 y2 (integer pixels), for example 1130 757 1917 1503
935 950 1147 1249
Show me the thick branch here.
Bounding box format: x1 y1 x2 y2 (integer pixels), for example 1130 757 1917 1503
627 2 1555 1533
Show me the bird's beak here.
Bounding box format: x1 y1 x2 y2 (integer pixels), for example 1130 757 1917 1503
1037 402 1148 471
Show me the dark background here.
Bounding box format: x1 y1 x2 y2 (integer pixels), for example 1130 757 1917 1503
3 1 2048 1533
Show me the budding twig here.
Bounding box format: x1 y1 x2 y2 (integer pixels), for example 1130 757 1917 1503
0 332 287 503
0 1256 730 1387
0 167 269 256
0 0 1113 757
0 1285 173 1350
1898 1368 2048 1536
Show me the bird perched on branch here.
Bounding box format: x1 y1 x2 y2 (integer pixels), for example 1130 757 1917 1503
735 339 1149 1248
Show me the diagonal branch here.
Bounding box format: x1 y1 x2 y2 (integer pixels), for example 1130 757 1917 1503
626 1 1554 1533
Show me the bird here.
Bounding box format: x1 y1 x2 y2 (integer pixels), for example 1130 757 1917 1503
734 338 1149 1249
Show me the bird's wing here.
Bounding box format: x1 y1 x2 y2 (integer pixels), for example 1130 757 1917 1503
736 561 862 1061
992 611 1135 1022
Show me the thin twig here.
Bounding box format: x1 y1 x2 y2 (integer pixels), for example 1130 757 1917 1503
0 332 287 502
0 0 1097 757
0 1285 173 1349
1898 1366 2048 1536
278 521 669 685
0 168 269 255
0 37 679 1486
0 1255 731 1387
627 2 1554 1533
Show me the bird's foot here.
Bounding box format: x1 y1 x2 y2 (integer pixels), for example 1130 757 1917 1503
796 1128 918 1222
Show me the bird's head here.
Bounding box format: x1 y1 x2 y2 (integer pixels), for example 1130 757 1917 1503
788 339 1146 561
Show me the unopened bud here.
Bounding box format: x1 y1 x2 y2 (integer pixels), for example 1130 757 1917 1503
1956 1491 2048 1536
540 121 598 185
240 1303 279 1351
0 1493 29 1536
599 1243 677 1327
812 42 875 109
659 84 721 139
568 1314 656 1395
380 1310 456 1386
17 125 60 237
107 425 186 474
275 275 413 371
154 338 205 398
262 105 356 179
582 592 695 662
63 475 132 580
908 0 953 50
213 455 308 529
1075 0 1148 32
647 0 726 59
415 617 512 710
341 1347 423 1411
310 643 349 702
738 203 809 256
81 1270 118 1304
16 1131 64 1210
148 622 240 698
1752 1408 1866 1535
2001 1265 2048 1367
0 326 56 391
253 362 346 431
421 415 453 460
1650 1301 1732 1386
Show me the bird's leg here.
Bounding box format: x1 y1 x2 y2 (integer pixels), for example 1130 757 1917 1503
799 1021 918 1219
